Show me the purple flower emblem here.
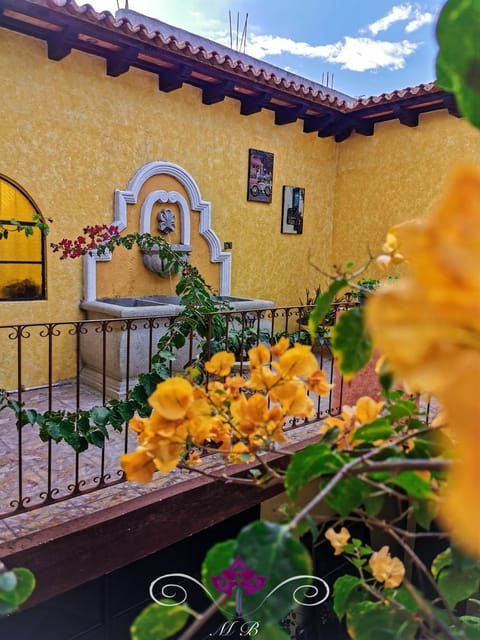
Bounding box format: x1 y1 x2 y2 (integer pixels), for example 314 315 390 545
211 556 267 616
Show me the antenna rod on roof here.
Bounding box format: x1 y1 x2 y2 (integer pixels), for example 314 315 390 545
240 13 248 53
331 73 334 88
236 12 239 50
229 10 233 48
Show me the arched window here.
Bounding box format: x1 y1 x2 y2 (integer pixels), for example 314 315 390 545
0 176 46 301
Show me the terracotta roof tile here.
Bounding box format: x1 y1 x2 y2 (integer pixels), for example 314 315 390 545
5 0 458 139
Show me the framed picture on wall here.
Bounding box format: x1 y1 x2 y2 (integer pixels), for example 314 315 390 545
281 186 305 234
247 149 274 203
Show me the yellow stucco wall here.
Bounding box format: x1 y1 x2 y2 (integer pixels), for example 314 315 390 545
0 29 336 387
1 28 479 389
332 111 480 274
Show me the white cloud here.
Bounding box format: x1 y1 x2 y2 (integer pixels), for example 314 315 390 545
367 4 413 35
246 34 419 72
405 10 435 32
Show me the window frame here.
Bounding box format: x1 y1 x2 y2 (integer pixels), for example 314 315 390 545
0 175 47 302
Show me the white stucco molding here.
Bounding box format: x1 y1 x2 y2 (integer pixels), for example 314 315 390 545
83 161 231 301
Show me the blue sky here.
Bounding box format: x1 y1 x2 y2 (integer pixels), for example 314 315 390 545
87 0 446 98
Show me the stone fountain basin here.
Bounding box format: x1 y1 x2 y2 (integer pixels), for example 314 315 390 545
79 294 274 397
81 295 274 317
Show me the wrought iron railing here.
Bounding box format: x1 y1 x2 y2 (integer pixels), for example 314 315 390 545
0 304 352 520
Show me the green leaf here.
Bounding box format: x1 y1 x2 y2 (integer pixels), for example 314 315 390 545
46 421 62 442
324 476 370 517
436 0 480 128
432 548 453 578
235 521 312 626
363 491 385 517
308 278 348 338
201 539 236 618
332 574 362 620
410 429 454 458
90 406 110 427
452 546 480 571
285 444 343 499
88 430 105 448
412 500 436 530
0 572 17 592
330 307 372 381
0 568 35 607
65 432 88 453
130 601 190 640
390 471 433 499
0 600 17 615
347 601 417 640
354 418 393 443
257 623 291 639
387 399 417 420
438 566 480 607
461 616 480 640
25 409 38 425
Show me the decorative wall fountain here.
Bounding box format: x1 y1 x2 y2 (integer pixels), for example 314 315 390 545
79 161 273 397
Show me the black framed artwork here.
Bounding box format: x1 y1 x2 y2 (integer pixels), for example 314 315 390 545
281 186 305 234
247 149 274 203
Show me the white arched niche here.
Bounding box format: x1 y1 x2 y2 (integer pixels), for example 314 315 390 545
83 161 232 301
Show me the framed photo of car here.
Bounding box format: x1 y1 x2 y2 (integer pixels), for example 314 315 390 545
247 149 274 203
281 186 305 234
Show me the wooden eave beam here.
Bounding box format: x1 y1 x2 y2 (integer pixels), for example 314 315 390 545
303 113 336 133
392 104 419 127
106 45 139 77
158 64 191 92
274 104 306 125
240 92 270 115
46 24 79 61
202 79 235 105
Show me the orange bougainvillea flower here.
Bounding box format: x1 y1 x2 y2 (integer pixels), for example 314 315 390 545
205 351 235 377
120 448 156 483
248 343 270 369
320 396 385 451
366 164 480 558
276 343 319 378
307 369 334 396
270 336 291 358
369 546 405 589
149 377 195 420
325 527 351 555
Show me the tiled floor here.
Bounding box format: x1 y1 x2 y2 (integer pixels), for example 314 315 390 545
0 379 327 543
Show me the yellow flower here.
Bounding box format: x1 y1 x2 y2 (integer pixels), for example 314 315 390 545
276 344 318 378
307 369 334 396
121 449 156 483
325 527 350 555
355 396 384 425
366 165 480 395
270 380 314 418
369 546 405 589
366 165 480 557
375 229 405 270
149 377 194 420
248 344 270 368
205 351 235 377
270 336 291 358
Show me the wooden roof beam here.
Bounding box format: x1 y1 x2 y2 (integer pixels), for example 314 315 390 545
158 64 191 92
303 114 335 133
106 46 139 77
240 92 270 115
202 79 235 105
392 104 419 127
47 25 79 61
274 105 306 125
